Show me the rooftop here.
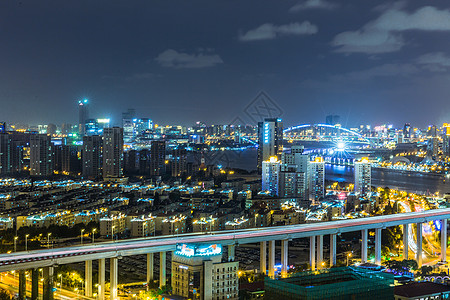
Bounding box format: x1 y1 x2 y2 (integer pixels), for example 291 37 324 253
394 282 450 298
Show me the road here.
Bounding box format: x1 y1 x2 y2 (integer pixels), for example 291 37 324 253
0 272 94 300
2 208 450 272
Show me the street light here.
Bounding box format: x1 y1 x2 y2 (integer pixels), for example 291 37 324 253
92 228 97 243
47 233 51 249
347 253 352 266
81 229 85 245
14 236 18 252
25 234 29 251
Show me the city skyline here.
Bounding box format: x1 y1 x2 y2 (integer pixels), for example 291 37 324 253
2 1 450 127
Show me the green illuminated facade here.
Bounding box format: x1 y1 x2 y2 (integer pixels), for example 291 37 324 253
265 267 394 300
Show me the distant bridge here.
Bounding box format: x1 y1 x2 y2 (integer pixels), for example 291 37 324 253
283 123 373 145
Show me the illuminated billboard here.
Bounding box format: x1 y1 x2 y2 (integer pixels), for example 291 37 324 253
175 243 222 257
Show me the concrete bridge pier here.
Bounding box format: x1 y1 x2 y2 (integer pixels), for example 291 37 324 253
375 228 382 265
403 224 409 260
31 268 39 300
310 236 316 271
317 235 323 269
42 266 54 300
281 240 288 277
98 258 105 300
260 241 267 274
361 229 368 263
147 253 154 285
228 244 235 262
268 241 275 277
417 223 423 267
110 258 118 300
330 234 336 267
159 251 166 288
85 260 92 297
18 269 26 300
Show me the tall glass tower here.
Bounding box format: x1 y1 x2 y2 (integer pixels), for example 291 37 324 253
78 99 89 136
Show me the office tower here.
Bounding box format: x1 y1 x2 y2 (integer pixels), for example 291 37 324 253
135 118 153 134
30 134 53 176
82 135 103 179
0 133 12 174
171 244 239 300
96 118 110 135
427 125 437 137
403 123 411 139
354 158 371 196
309 157 325 203
170 148 187 177
122 109 136 143
85 119 98 136
78 99 89 136
325 115 340 126
257 118 283 173
262 156 281 195
427 137 439 157
150 140 166 177
103 127 123 179
0 122 6 133
61 123 72 135
47 123 57 136
443 124 450 158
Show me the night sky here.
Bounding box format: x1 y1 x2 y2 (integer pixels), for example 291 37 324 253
2 0 450 128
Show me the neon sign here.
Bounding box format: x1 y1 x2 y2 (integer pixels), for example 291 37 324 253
175 243 222 257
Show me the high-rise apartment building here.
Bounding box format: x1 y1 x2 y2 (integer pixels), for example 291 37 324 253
257 118 283 173
103 127 123 179
170 148 187 177
82 135 103 179
354 158 371 196
171 244 239 300
279 146 309 203
30 134 53 176
54 145 81 175
78 99 89 136
150 140 166 177
0 133 12 175
309 157 325 203
262 156 281 196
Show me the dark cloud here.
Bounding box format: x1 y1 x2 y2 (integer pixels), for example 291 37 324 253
333 6 450 54
239 22 318 41
155 49 223 69
289 0 338 12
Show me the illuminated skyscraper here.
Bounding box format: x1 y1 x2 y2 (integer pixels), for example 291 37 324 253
103 127 123 179
403 123 411 139
309 157 325 203
257 118 283 173
82 135 103 179
443 124 450 158
150 140 166 176
30 134 53 176
78 99 89 136
262 156 281 196
0 133 12 174
279 146 309 202
354 158 371 196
